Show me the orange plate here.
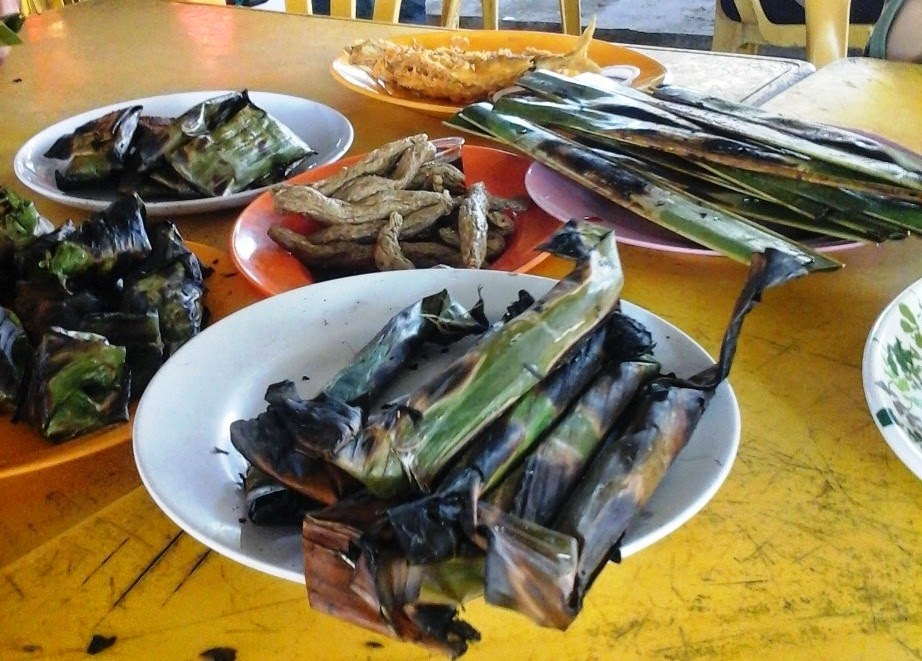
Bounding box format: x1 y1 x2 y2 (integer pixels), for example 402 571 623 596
330 29 667 118
230 144 559 297
0 244 258 479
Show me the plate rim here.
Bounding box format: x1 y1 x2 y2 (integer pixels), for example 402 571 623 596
133 268 741 583
330 29 668 117
862 275 922 481
13 90 355 217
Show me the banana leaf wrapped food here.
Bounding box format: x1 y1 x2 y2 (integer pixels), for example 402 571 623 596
43 194 153 291
231 289 492 504
0 307 30 412
43 91 316 200
1 192 211 440
23 328 130 441
227 215 814 654
1 187 53 307
45 106 142 190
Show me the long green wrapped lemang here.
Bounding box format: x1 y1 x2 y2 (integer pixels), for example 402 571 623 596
494 94 922 204
518 71 922 198
385 312 657 564
229 289 489 501
650 84 922 175
448 102 840 272
480 248 809 630
350 222 625 497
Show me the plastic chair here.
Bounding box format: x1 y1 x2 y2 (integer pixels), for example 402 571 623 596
712 0 883 67
20 0 82 17
284 0 402 22
440 0 583 34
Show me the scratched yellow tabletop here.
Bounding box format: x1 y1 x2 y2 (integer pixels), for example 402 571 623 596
1 2 920 659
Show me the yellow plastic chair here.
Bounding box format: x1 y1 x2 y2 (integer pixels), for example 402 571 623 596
20 0 82 18
284 0 402 22
712 0 880 67
440 0 583 34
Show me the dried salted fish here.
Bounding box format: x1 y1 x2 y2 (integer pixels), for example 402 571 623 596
305 192 454 244
274 187 448 225
408 161 467 195
270 225 478 272
388 138 438 187
487 210 516 236
437 227 506 260
458 182 489 268
375 212 415 270
268 226 377 272
313 135 423 197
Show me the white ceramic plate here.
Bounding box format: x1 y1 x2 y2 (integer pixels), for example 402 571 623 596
14 91 354 217
134 269 740 583
863 276 922 480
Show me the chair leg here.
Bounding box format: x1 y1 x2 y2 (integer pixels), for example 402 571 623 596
481 0 498 29
711 0 744 52
441 0 460 27
558 0 581 34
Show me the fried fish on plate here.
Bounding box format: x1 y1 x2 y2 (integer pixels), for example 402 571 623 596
345 18 601 104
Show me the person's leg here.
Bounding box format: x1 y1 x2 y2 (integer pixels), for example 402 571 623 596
886 0 922 61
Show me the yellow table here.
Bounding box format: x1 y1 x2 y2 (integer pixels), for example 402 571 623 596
1 2 920 658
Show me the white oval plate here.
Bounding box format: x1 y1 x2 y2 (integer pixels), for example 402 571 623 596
14 91 354 217
863 276 922 480
134 269 740 583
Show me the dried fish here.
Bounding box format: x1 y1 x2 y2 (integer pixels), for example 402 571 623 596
375 212 415 270
268 226 377 272
458 182 489 268
408 161 468 195
305 192 454 244
270 225 476 272
437 227 506 260
487 210 516 236
313 135 422 197
388 137 438 187
274 186 448 225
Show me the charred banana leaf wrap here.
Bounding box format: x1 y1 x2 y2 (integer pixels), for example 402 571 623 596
44 91 316 199
1 190 209 441
229 218 810 656
447 70 922 271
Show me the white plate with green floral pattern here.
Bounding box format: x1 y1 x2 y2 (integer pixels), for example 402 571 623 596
863 276 922 480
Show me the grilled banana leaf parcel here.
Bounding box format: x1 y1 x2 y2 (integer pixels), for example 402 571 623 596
45 106 143 189
43 194 153 290
138 91 316 197
230 290 491 501
1 187 53 307
24 328 130 441
480 249 808 630
0 307 30 412
320 222 624 498
0 186 53 257
122 261 204 357
77 311 164 398
43 91 315 199
169 98 316 196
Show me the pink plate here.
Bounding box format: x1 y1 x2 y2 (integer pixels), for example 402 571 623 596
524 163 864 256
